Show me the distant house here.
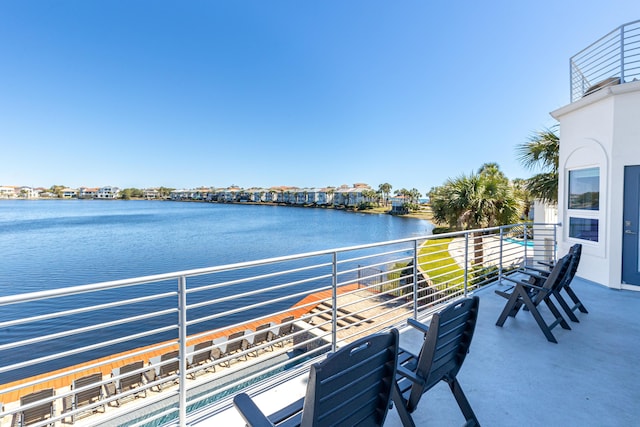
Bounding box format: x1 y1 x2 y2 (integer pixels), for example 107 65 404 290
61 188 78 199
79 187 99 199
19 186 40 199
390 195 409 214
316 187 335 206
334 184 371 207
0 186 17 198
143 188 160 199
170 189 190 200
96 186 120 199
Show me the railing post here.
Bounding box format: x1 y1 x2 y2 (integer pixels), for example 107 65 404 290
413 239 418 319
331 252 338 353
178 276 187 427
523 224 529 267
498 226 504 282
553 223 558 262
570 60 574 102
620 25 625 84
463 233 469 296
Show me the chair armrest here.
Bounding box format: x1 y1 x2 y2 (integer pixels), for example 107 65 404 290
502 275 545 291
396 365 425 386
407 317 429 334
233 393 275 427
522 266 550 275
514 269 546 281
537 261 554 268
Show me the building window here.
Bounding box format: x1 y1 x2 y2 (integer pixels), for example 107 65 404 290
568 167 599 210
567 167 600 243
569 217 599 242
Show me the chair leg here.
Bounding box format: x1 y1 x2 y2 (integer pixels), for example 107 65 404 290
544 297 571 330
496 288 523 327
522 291 561 343
564 285 589 313
552 289 580 322
448 378 479 426
391 383 415 427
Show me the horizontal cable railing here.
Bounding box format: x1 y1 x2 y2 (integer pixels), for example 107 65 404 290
571 19 640 102
0 223 558 427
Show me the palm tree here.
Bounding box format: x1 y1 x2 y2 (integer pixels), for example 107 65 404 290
378 183 392 206
512 178 533 219
429 168 521 264
516 127 559 204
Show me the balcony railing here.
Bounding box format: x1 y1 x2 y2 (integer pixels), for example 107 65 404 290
570 19 640 102
0 223 558 427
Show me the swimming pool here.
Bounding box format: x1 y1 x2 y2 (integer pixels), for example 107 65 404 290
504 237 534 247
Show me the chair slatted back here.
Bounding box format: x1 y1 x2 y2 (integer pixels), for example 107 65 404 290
533 255 571 301
278 316 294 336
160 350 180 378
226 331 246 354
559 244 582 289
73 373 103 407
301 330 399 426
191 340 213 366
254 323 271 344
20 388 54 426
410 297 479 409
119 360 144 391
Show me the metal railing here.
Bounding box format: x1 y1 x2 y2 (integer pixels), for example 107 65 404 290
0 223 558 427
570 19 640 102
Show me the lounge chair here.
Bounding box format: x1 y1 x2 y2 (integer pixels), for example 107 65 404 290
496 255 572 343
524 244 587 322
215 331 248 367
245 323 274 356
233 329 411 427
13 388 55 427
105 360 146 406
268 316 295 347
396 297 480 427
62 373 105 423
187 340 218 378
146 351 180 391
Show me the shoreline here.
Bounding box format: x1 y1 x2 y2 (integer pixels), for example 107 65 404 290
6 197 436 222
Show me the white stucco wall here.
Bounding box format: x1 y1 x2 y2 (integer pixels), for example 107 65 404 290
551 80 640 289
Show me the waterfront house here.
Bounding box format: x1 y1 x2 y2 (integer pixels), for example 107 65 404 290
61 188 78 199
143 188 160 199
95 186 120 199
390 195 409 214
333 183 372 207
316 187 335 206
0 186 17 198
18 186 40 199
78 187 99 199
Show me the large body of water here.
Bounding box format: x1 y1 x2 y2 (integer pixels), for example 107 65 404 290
0 199 433 295
0 199 433 383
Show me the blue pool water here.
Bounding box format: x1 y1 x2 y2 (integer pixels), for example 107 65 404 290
505 237 534 247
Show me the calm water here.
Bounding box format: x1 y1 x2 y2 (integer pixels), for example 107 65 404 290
0 199 433 382
0 199 433 295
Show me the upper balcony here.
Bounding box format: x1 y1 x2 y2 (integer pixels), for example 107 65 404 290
570 19 640 102
1 223 639 426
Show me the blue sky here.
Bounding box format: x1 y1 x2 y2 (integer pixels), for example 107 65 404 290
1 2 638 194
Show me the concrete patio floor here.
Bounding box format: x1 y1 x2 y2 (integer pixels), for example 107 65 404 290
193 276 640 427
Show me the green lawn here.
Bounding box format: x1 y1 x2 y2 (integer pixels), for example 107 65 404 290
417 238 465 288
